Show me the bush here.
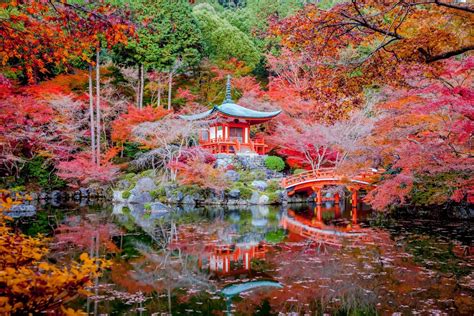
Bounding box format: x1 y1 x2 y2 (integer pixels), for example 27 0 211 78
264 156 285 172
144 203 151 211
239 187 253 200
122 190 131 199
150 187 166 200
25 156 66 190
293 169 307 175
266 180 280 192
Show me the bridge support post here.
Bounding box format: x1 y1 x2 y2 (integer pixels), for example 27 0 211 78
352 206 358 225
313 186 323 205
314 204 322 222
335 203 341 218
351 189 358 208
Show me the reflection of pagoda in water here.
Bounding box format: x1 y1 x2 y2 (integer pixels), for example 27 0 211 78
198 243 267 276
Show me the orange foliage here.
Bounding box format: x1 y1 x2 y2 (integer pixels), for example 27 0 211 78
111 106 169 145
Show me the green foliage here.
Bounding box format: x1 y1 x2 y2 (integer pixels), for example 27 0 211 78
122 142 147 159
150 187 166 200
265 228 286 243
266 191 280 204
411 172 471 206
122 190 131 199
24 156 66 190
113 0 203 69
144 203 151 211
264 156 285 172
293 169 306 175
230 181 253 200
193 4 260 68
266 180 280 192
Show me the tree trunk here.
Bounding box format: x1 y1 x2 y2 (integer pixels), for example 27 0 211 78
157 86 162 107
167 70 173 111
88 64 96 164
96 49 101 166
136 65 141 108
140 64 145 109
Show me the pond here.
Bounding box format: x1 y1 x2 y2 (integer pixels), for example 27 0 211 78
14 200 474 315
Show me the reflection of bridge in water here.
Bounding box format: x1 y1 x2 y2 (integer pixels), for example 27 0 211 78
281 205 379 249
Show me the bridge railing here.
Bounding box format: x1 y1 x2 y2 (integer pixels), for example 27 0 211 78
281 168 382 189
281 167 337 188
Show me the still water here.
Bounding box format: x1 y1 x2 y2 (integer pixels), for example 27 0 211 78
15 201 474 315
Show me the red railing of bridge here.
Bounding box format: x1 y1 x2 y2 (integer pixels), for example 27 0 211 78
280 167 381 189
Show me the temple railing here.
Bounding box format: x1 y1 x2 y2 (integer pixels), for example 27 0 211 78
199 136 267 154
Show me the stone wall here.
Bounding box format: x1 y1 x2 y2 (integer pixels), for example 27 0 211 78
215 153 267 170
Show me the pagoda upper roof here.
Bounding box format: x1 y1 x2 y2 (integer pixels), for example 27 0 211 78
179 75 281 121
180 101 281 121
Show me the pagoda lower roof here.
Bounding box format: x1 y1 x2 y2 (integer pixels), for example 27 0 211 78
180 101 281 121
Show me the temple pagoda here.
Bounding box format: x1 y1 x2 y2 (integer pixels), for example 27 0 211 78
180 76 281 155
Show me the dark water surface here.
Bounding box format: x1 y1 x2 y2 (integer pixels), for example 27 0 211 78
15 201 474 315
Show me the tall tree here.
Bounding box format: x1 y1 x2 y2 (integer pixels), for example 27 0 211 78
193 4 260 69
113 0 203 109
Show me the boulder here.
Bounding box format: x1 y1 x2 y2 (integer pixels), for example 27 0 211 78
29 192 38 201
258 194 269 205
278 190 288 203
182 194 196 205
50 190 61 201
112 190 126 203
228 189 241 199
79 187 89 198
128 191 152 204
116 179 131 190
167 191 184 204
225 170 240 182
150 202 170 214
251 180 268 191
134 177 157 193
8 203 36 214
250 191 261 204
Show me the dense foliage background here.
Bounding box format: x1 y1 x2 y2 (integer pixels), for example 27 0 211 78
0 0 472 211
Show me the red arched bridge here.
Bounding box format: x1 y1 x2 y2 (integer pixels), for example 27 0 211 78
281 168 382 206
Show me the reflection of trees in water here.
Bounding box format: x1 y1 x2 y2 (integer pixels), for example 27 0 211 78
129 219 212 314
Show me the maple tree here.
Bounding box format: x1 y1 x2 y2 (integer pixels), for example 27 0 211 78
111 105 169 146
363 57 474 209
0 0 134 83
267 1 474 122
131 117 196 181
0 204 110 314
169 147 228 191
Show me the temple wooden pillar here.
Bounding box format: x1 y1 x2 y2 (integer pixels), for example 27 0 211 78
334 193 340 204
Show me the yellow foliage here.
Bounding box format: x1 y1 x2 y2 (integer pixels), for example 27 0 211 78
0 203 111 314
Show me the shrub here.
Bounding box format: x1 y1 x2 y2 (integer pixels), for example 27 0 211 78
239 187 254 200
266 180 280 192
25 156 66 190
122 190 131 199
264 156 285 172
144 203 151 211
266 192 280 204
150 187 166 200
293 169 306 175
